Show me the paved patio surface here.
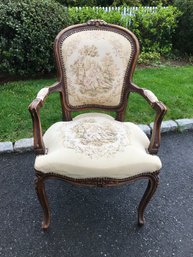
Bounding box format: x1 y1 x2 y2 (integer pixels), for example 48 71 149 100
0 132 193 257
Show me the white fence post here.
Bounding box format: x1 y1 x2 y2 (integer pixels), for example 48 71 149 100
68 6 161 17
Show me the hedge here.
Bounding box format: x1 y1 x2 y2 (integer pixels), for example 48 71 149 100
69 5 181 63
68 7 122 25
0 0 70 76
0 2 181 77
123 5 181 55
173 0 193 55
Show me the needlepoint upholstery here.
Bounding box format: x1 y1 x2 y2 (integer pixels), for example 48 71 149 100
35 113 161 179
61 30 132 107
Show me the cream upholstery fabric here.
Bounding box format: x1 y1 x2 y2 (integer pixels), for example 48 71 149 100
61 30 132 107
35 113 161 179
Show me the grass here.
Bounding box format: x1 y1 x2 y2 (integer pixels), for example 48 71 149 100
0 65 193 142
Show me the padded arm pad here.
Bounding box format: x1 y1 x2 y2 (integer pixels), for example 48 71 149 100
143 89 158 103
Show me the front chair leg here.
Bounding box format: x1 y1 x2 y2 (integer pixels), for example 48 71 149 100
35 174 51 229
138 172 160 226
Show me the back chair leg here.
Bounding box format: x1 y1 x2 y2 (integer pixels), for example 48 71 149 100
35 174 51 229
138 172 159 226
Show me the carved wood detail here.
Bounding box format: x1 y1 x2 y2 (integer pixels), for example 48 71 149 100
87 19 107 26
35 170 160 229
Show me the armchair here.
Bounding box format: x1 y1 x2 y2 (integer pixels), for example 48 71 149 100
29 20 167 229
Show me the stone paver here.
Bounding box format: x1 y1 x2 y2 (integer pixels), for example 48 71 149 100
150 120 178 133
175 118 193 131
0 141 13 153
138 124 151 135
14 138 33 152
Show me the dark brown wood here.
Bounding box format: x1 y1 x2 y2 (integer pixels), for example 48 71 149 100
59 91 72 121
138 171 159 225
29 99 45 154
129 83 167 154
35 170 160 229
28 82 62 154
35 174 51 229
28 20 167 229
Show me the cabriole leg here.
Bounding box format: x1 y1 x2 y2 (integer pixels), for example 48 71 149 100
35 174 50 229
138 172 159 226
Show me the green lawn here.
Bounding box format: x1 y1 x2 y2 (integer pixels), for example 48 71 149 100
0 65 193 142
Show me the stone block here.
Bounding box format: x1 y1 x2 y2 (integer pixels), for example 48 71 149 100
150 120 178 133
138 124 151 136
175 118 193 131
0 142 13 153
14 138 33 152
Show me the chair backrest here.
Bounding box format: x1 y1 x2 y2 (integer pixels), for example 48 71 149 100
54 20 139 117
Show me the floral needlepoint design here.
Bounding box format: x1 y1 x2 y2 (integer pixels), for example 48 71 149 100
61 30 131 106
61 30 132 106
71 45 117 97
61 117 131 159
80 45 98 57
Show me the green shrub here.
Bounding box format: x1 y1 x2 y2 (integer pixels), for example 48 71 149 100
100 9 123 24
68 6 180 65
68 7 122 25
56 0 174 6
123 5 181 55
0 0 70 76
68 7 103 24
138 51 161 65
140 0 174 4
173 0 193 55
57 0 117 7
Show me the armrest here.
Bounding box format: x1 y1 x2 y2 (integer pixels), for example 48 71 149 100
130 83 167 154
28 82 62 155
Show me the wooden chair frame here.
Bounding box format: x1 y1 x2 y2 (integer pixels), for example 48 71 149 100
29 20 167 229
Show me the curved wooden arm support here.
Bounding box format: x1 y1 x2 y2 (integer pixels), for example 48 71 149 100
28 82 62 155
130 83 167 154
148 101 167 154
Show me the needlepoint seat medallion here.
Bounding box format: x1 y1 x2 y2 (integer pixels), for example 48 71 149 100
35 113 161 179
29 19 167 229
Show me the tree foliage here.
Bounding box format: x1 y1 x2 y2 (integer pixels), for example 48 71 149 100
57 0 174 6
173 0 193 55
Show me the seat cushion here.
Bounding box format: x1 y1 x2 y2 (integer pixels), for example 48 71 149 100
35 113 161 179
